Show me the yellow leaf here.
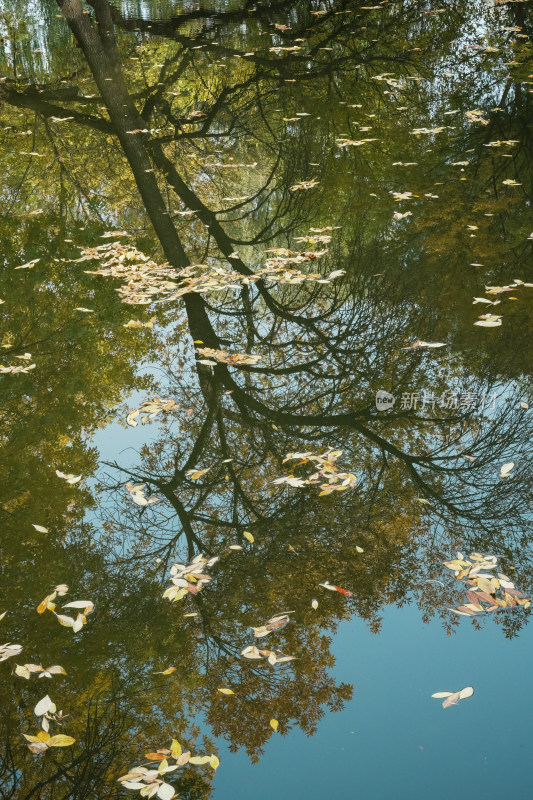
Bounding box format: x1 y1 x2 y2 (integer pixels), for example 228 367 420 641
155 667 176 675
243 531 254 543
217 688 234 695
37 592 56 614
170 739 182 759
270 718 279 731
47 734 76 747
209 755 220 769
15 664 31 679
189 755 212 765
37 731 51 742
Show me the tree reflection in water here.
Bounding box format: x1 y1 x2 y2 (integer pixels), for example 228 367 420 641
0 0 532 796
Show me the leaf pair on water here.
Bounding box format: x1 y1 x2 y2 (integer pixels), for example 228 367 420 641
432 686 474 708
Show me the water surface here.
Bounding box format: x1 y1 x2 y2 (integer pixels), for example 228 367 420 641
1 1 532 797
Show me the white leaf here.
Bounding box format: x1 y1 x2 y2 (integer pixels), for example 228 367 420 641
32 525 48 533
34 695 53 716
72 614 85 633
156 783 175 800
55 614 75 628
499 462 514 478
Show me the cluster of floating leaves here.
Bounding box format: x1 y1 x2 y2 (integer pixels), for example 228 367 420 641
0 359 36 374
443 552 531 617
474 280 533 327
118 739 219 800
196 347 262 367
78 242 345 306
465 109 489 125
163 554 219 603
273 450 357 496
37 584 94 633
126 398 178 428
124 318 156 329
241 613 298 665
0 642 23 662
23 694 75 753
125 483 161 507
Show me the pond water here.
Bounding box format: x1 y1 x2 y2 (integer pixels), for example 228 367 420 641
1 0 532 798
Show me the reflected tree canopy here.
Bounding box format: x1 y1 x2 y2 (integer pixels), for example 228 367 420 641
0 0 532 797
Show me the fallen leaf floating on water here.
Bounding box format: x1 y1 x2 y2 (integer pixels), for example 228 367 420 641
485 281 533 295
36 584 69 614
442 551 530 616
432 686 474 708
465 108 489 125
32 524 48 533
154 667 177 675
251 612 293 638
126 397 178 427
289 179 319 191
319 581 353 597
125 483 160 507
0 362 36 374
270 719 279 731
240 645 297 665
25 695 73 747
336 137 378 147
273 449 356 496
14 258 40 270
0 643 22 662
34 694 56 717
217 688 235 695
243 531 254 544
118 741 219 796
79 241 344 306
124 317 155 328
15 663 66 680
55 470 82 485
410 339 447 349
499 462 514 478
196 347 262 366
311 599 319 609
474 314 502 328
185 468 210 481
163 554 219 602
23 732 75 754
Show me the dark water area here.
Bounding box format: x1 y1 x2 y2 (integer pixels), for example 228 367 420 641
0 0 532 797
